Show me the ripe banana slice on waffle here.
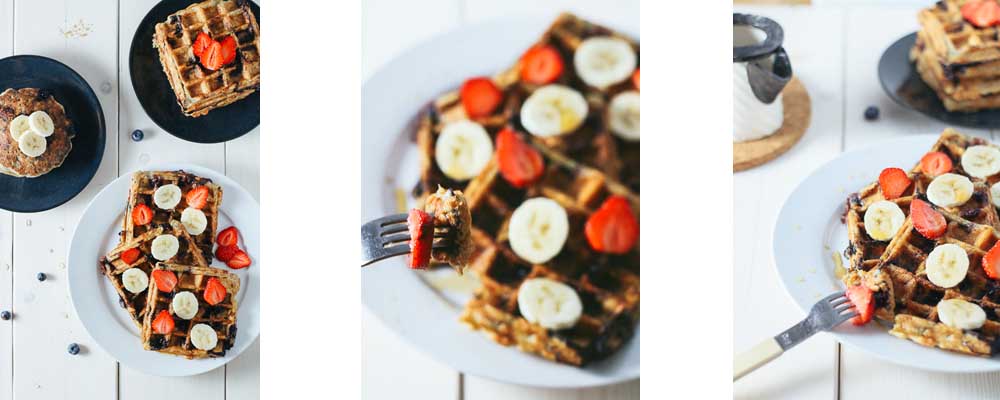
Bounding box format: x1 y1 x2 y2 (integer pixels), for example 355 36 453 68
520 85 588 137
190 323 219 350
122 268 149 294
926 243 969 288
508 197 569 264
171 291 199 320
863 200 905 241
517 277 583 330
609 91 639 141
434 120 493 181
926 173 973 208
961 145 1000 179
181 207 208 236
937 299 986 330
153 184 183 210
574 36 637 89
151 234 180 261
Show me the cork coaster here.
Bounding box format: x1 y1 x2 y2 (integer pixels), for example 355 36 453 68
733 77 811 172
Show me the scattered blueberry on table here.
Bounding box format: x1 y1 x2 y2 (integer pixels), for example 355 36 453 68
0 311 10 321
36 272 46 282
67 343 80 355
864 106 880 121
131 129 144 142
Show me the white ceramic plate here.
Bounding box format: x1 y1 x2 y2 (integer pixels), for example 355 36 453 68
361 17 639 388
774 134 1000 373
68 163 260 377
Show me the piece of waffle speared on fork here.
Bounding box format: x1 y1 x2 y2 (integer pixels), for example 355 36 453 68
153 0 260 117
123 170 222 261
141 263 240 359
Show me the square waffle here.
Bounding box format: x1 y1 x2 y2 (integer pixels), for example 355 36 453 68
123 170 222 261
99 220 209 328
917 1 1000 65
153 0 260 117
141 262 239 359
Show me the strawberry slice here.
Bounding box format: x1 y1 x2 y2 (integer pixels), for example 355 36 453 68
220 36 238 65
983 241 1000 279
204 277 227 305
215 245 239 262
407 208 434 269
878 167 911 200
132 203 153 226
520 45 564 85
120 248 141 265
185 186 210 209
963 0 1000 28
920 151 953 177
496 127 544 188
460 77 503 118
217 226 240 247
152 310 175 335
632 69 640 90
911 199 947 239
201 41 224 71
226 249 252 269
192 32 213 58
846 285 875 326
152 269 178 292
585 196 639 254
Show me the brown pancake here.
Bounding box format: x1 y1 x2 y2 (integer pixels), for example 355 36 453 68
0 88 74 178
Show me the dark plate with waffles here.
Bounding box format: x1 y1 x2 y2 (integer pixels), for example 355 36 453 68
129 0 260 144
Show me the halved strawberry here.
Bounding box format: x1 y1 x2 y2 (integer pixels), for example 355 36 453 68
496 127 544 188
878 167 911 200
204 277 227 305
185 186 210 209
520 45 564 85
201 41 224 71
215 245 239 262
846 285 875 326
132 203 153 226
226 249 251 269
152 310 175 335
632 68 640 90
217 226 240 247
920 151 953 177
584 196 639 254
911 199 947 239
220 36 238 65
407 208 433 269
460 77 503 118
152 269 178 292
120 248 141 265
192 32 213 58
963 0 1000 28
983 241 1000 279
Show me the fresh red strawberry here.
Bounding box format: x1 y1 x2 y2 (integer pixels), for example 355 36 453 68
460 77 503 118
520 45 563 85
878 167 911 200
226 249 251 269
192 32 213 58
496 127 544 188
846 285 875 326
984 242 1000 279
585 196 639 254
920 151 953 177
204 277 227 305
217 226 240 247
152 269 178 292
215 245 239 262
911 199 947 239
407 208 433 269
120 248 141 265
185 186 210 209
963 0 1000 28
152 310 175 334
632 69 640 90
201 41 224 70
132 203 153 226
220 36 238 65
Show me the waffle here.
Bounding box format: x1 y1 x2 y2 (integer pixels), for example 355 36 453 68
140 262 239 359
123 170 222 261
153 0 260 117
99 220 209 328
917 1 1000 65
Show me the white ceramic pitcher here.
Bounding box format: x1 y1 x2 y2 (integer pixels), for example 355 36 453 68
734 14 792 142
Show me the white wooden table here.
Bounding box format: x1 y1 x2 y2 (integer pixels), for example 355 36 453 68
734 5 1000 399
362 0 639 398
0 0 259 398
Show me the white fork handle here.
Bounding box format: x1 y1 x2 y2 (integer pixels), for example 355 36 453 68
733 338 783 381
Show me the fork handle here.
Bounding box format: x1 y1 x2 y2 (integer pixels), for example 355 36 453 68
733 338 783 381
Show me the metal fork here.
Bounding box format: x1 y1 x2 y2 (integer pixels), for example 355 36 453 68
733 291 859 381
361 213 452 267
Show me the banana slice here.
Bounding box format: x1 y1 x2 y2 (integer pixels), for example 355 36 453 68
608 91 639 141
434 120 493 181
8 115 31 141
508 197 569 264
180 207 208 236
17 132 46 157
937 299 987 330
573 36 637 89
961 145 1000 178
517 278 583 330
151 234 179 261
171 291 199 320
926 173 974 208
121 268 149 294
992 182 1000 208
863 200 905 241
926 243 970 288
190 323 219 350
153 184 182 209
28 111 54 137
520 84 588 137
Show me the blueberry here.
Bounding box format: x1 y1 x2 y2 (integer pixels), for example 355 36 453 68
36 272 45 282
864 106 880 121
131 129 144 142
67 343 80 355
0 311 10 320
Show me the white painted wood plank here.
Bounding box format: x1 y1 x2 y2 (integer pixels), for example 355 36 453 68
733 6 845 400
224 339 259 400
0 2 13 399
462 377 638 400
10 0 120 398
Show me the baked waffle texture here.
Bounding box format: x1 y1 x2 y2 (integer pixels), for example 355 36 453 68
153 0 260 117
141 263 239 359
123 170 222 260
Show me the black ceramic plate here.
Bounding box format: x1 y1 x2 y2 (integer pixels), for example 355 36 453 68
879 32 1000 129
129 0 260 144
0 55 106 213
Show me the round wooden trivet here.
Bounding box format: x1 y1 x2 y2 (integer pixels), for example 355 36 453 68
733 77 811 172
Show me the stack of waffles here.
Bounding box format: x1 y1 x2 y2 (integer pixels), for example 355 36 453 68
413 13 640 366
99 170 240 359
844 129 1000 356
911 1 1000 112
